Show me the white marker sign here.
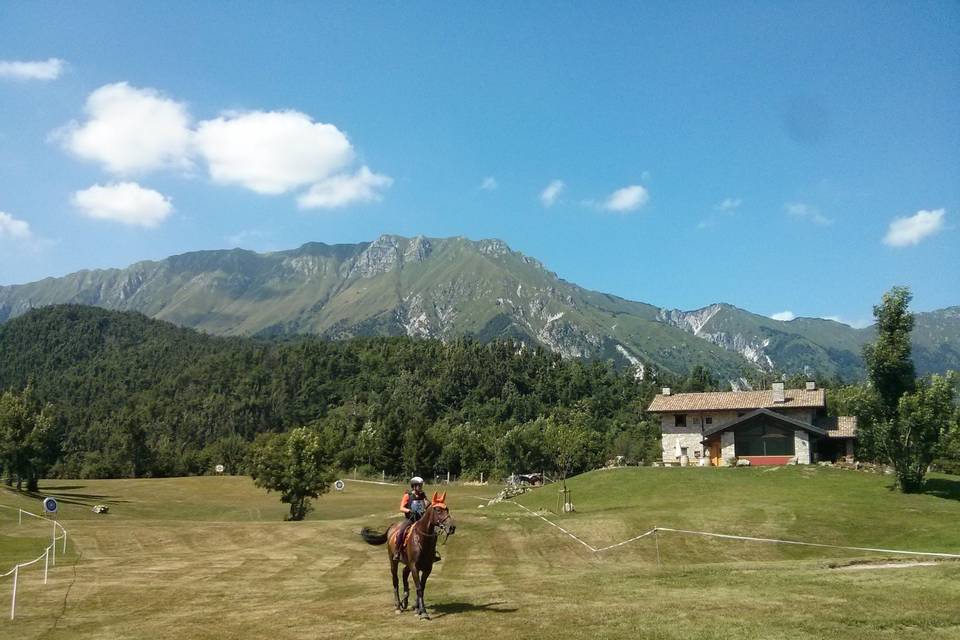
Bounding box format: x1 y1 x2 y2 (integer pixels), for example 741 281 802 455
334 480 345 491
43 497 58 514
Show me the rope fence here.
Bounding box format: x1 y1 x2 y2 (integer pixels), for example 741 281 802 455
1 508 69 620
511 502 960 561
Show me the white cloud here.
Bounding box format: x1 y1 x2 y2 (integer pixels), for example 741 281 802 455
71 182 173 228
0 211 34 240
603 184 649 212
785 202 832 226
226 229 270 248
883 208 946 247
480 176 498 191
297 166 393 209
196 110 355 195
717 197 742 211
540 179 565 207
822 315 872 329
0 58 65 81
59 82 193 174
57 85 391 209
771 311 795 322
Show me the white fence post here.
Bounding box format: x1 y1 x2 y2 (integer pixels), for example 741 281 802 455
44 547 50 585
10 565 17 620
18 509 22 526
62 528 67 554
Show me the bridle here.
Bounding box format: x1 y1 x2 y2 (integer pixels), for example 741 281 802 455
417 505 452 543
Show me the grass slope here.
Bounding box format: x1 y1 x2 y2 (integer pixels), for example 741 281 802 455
2 468 959 639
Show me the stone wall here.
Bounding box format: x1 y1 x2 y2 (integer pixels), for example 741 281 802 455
794 430 810 464
660 415 704 463
720 431 736 465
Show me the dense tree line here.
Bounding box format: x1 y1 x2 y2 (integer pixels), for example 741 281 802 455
3 301 955 489
0 305 685 481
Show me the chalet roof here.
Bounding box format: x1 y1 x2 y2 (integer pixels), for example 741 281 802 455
701 408 828 437
647 388 825 413
818 415 858 438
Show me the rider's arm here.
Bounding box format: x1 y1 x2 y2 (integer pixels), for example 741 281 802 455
399 493 411 515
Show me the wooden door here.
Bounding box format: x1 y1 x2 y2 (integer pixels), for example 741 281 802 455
709 441 721 466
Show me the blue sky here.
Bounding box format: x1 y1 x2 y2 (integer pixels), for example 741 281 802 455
1 2 957 326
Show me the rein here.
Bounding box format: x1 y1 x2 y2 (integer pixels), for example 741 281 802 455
413 506 450 543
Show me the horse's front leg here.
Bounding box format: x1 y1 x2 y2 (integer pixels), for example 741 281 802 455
417 565 433 619
391 558 402 613
401 566 411 611
410 566 424 617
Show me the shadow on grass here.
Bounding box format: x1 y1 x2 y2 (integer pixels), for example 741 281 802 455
17 488 130 506
430 601 518 618
921 477 960 502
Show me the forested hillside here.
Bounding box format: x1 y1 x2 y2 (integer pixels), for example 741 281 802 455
0 305 670 479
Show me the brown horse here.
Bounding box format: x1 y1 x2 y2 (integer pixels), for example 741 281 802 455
360 491 456 619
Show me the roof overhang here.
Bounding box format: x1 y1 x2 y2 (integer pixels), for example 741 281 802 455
701 407 828 438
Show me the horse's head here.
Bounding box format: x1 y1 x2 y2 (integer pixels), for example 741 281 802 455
429 492 456 535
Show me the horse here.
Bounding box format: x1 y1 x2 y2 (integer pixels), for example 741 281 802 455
360 491 456 619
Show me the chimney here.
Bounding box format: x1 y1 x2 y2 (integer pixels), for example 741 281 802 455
806 380 817 391
662 387 671 396
772 382 785 403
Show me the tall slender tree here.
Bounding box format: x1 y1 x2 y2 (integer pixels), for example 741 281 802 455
863 286 915 417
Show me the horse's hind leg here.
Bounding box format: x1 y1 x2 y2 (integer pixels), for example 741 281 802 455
391 558 402 613
401 566 411 611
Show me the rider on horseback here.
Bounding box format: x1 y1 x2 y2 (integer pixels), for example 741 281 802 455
393 476 440 562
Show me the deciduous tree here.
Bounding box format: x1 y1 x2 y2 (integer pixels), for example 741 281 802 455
864 286 916 417
876 374 956 492
249 427 333 520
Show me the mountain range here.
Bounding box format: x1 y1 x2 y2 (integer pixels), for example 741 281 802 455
1 234 957 382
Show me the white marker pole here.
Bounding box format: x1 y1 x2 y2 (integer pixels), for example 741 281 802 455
654 527 661 567
10 565 17 620
63 528 67 553
44 547 50 584
51 521 57 567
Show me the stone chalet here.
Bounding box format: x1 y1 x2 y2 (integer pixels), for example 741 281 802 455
647 382 857 466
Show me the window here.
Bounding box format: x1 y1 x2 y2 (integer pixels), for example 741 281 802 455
675 414 687 428
734 424 795 456
680 446 689 457
705 416 713 425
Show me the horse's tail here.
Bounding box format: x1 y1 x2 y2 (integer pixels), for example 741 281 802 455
360 525 391 546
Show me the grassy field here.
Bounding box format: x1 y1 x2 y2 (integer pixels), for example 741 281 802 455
2 467 959 639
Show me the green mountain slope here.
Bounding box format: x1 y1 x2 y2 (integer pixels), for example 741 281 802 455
0 234 956 380
0 236 750 378
658 303 959 378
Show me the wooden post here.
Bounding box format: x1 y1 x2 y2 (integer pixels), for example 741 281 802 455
654 528 661 567
480 471 484 484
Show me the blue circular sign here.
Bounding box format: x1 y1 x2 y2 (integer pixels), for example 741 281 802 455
43 497 58 513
